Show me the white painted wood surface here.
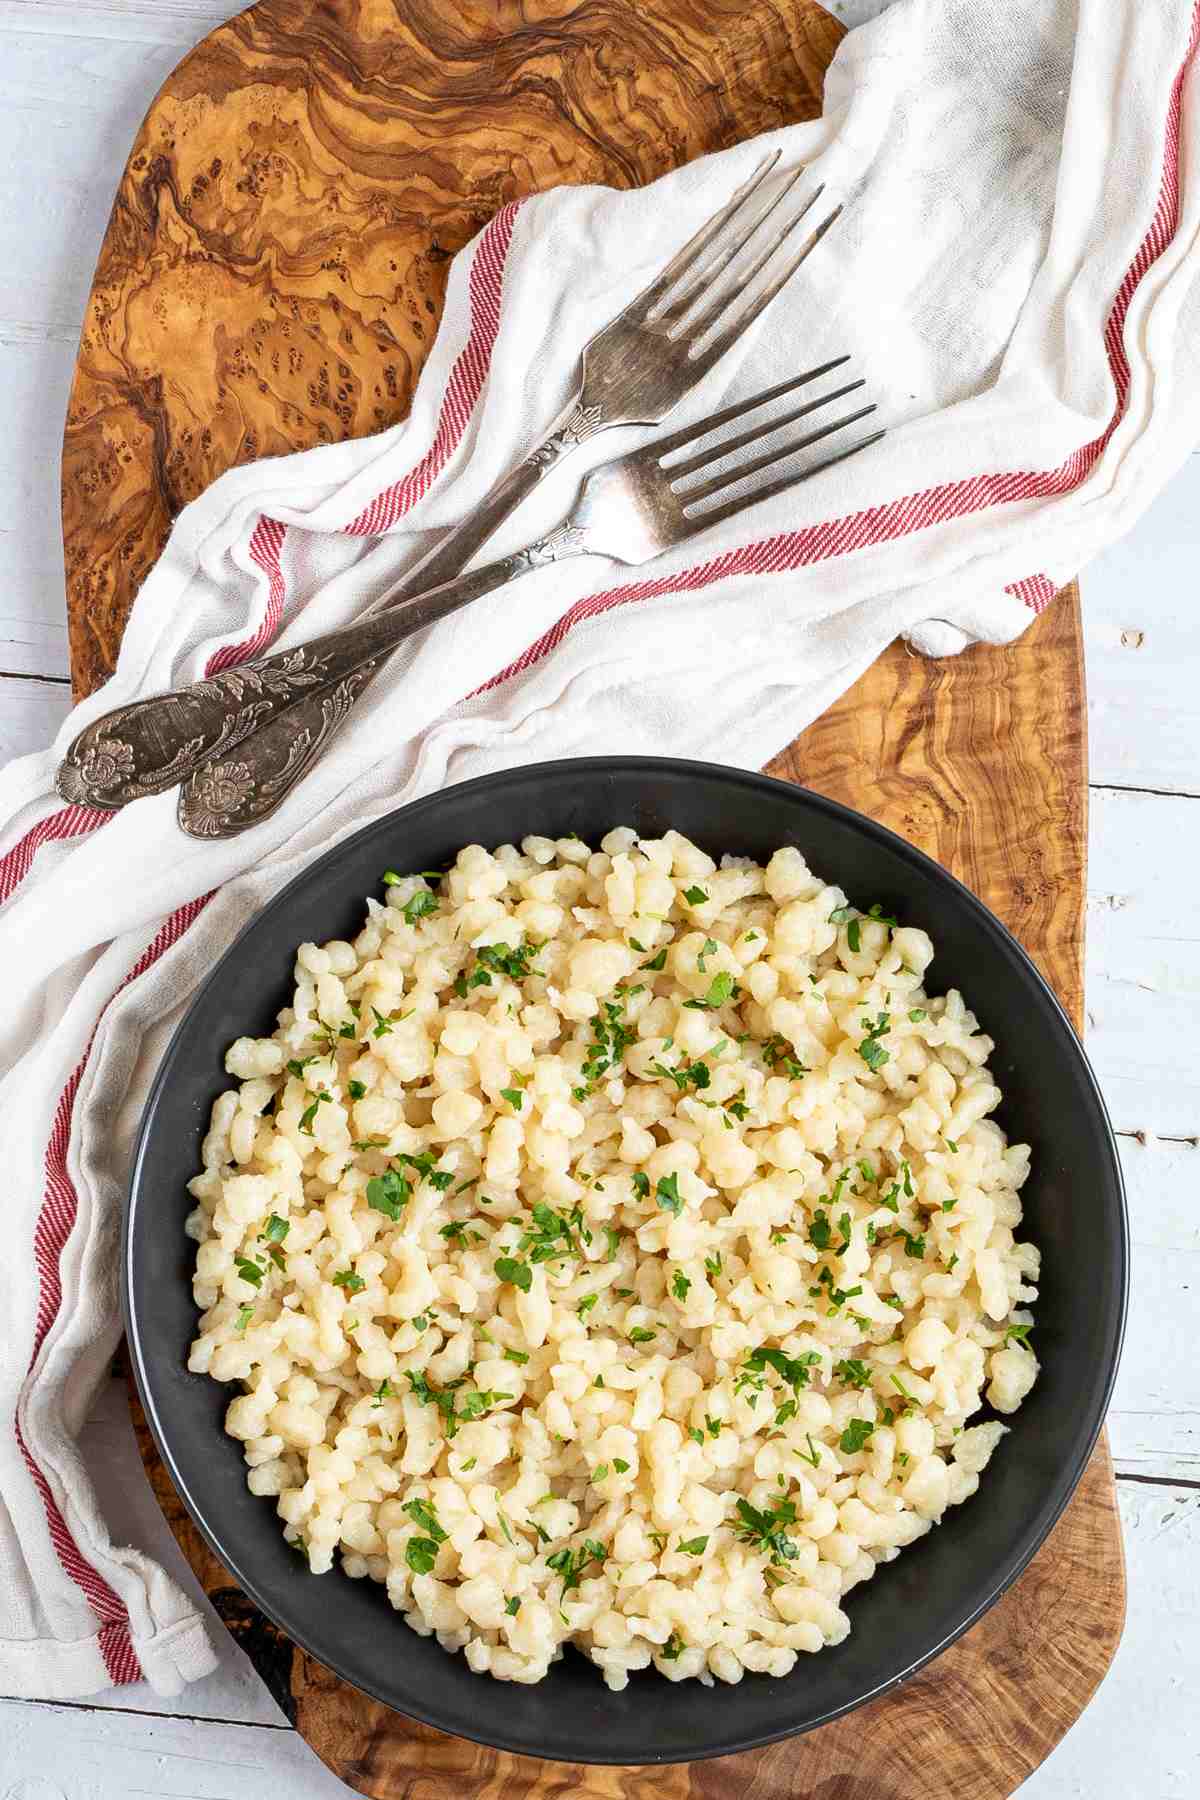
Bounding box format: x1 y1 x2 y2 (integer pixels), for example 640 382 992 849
0 0 1196 1793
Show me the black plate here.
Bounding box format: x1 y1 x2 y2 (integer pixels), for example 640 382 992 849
125 757 1127 1764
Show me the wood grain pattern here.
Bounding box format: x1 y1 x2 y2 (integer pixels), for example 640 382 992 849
64 0 1125 1792
60 0 841 698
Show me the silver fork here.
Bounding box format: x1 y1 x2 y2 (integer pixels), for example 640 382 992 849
177 374 883 837
57 152 842 812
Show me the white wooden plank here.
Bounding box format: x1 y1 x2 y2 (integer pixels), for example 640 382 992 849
1083 451 1200 800
0 1694 349 1798
0 334 77 680
0 2 243 47
1107 1137 1200 1483
1023 1480 1200 1799
0 11 245 681
0 8 331 682
0 674 71 761
1085 785 1200 1139
0 23 233 333
0 331 76 679
0 607 70 683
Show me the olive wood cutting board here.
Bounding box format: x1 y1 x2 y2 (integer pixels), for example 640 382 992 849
62 2 1125 1794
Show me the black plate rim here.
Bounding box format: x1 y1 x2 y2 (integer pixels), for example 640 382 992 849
124 754 1128 1765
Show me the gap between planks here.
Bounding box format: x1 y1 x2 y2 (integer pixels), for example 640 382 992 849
0 668 69 685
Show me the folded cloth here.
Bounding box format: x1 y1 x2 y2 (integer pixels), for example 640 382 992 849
1 0 1197 1699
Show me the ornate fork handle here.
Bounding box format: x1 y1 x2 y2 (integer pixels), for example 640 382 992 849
56 651 340 808
55 398 607 811
400 401 606 592
177 524 593 838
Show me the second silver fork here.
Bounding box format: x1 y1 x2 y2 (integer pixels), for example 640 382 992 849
177 374 883 837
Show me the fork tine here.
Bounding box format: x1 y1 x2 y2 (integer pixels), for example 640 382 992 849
688 428 887 530
666 176 824 339
676 186 825 339
666 379 866 483
622 151 781 322
698 428 888 527
648 357 852 458
681 403 878 509
691 204 844 366
654 166 818 325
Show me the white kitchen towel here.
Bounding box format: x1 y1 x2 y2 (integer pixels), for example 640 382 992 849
0 0 1197 1698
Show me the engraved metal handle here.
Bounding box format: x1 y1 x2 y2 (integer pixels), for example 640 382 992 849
55 652 340 809
177 524 592 838
384 397 604 598
55 396 606 812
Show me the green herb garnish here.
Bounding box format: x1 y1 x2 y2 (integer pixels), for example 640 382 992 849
546 1540 606 1597
298 1088 331 1135
856 1012 891 1072
400 889 439 925
406 1537 440 1575
494 1256 532 1292
833 1358 872 1390
582 998 633 1085
366 1167 411 1221
651 1055 711 1092
733 1495 799 1565
761 1034 809 1079
656 1172 683 1216
683 971 736 1011
839 1418 876 1454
